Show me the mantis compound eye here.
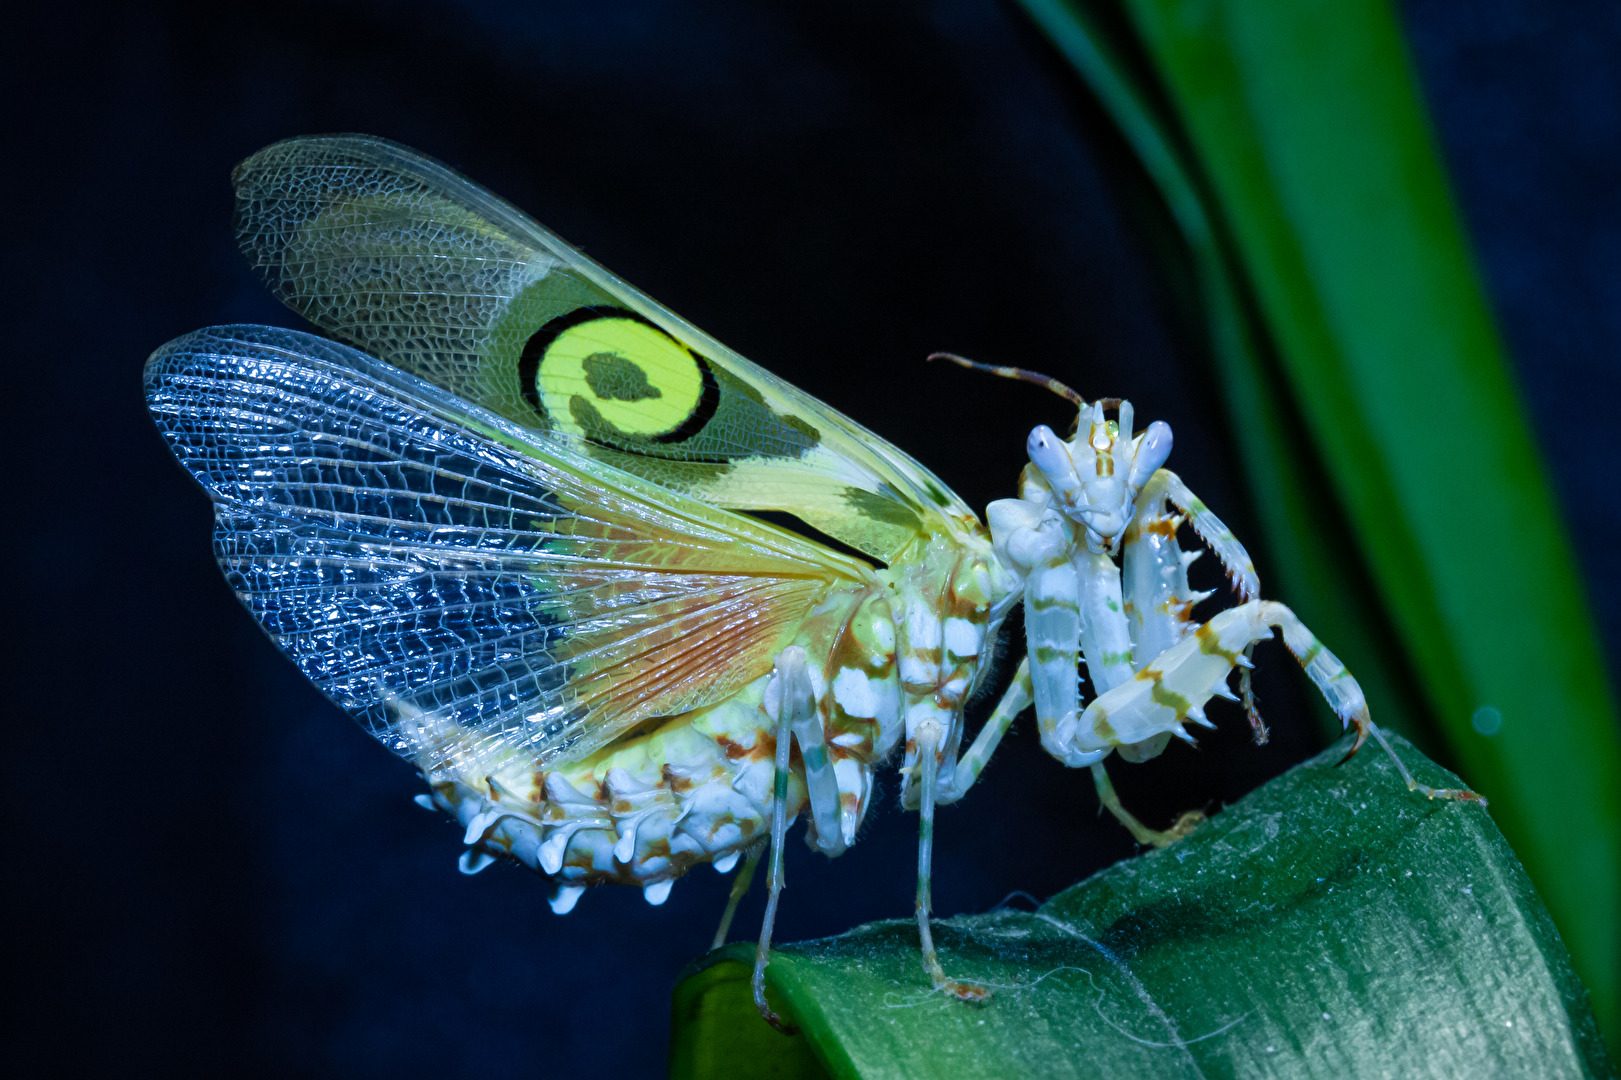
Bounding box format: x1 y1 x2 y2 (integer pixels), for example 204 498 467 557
1128 420 1173 491
1026 424 1082 506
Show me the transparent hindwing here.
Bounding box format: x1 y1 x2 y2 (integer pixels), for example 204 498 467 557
146 325 868 775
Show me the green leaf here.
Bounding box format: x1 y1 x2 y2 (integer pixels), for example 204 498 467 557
1013 0 1621 1049
671 737 1613 1078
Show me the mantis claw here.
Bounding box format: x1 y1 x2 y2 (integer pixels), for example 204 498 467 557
1335 709 1371 766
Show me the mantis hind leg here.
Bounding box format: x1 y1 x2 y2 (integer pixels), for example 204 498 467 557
914 718 991 1003
1089 759 1205 848
712 843 764 951
751 647 816 1031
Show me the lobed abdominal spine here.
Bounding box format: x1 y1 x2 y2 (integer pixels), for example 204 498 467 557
405 675 806 913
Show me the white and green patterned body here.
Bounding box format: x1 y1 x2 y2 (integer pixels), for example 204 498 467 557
148 136 1482 1023
402 530 1017 911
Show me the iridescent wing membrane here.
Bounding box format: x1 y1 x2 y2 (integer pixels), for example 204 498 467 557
146 325 865 774
232 135 976 563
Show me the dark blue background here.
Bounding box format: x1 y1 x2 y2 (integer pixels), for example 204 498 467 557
6 2 1617 1076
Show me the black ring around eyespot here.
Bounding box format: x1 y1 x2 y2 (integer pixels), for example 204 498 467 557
518 306 720 446
518 305 622 420
653 346 720 445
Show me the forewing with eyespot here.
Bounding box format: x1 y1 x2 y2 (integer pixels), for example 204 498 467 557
231 134 978 562
145 325 858 775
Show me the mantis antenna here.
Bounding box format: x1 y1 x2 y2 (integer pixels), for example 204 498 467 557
927 351 1118 412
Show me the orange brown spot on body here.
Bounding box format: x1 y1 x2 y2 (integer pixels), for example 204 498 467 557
661 763 694 793
949 592 987 623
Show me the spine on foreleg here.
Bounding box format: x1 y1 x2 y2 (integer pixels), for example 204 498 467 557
1121 485 1211 666
1156 471 1260 601
1063 600 1373 760
1066 602 1274 753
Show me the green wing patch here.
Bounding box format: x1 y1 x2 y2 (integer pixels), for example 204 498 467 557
232 135 975 563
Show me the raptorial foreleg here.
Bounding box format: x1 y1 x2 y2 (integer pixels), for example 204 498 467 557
973 656 1202 848
1023 550 1111 770
1152 470 1260 601
1063 601 1314 754
1051 600 1482 803
1140 470 1268 740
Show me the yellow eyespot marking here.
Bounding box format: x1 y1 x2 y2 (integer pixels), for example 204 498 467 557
526 310 705 440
